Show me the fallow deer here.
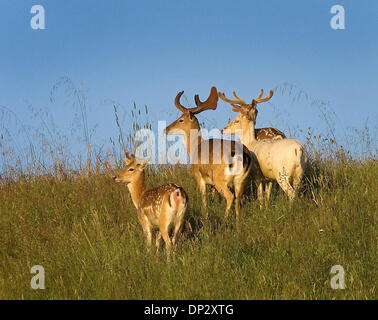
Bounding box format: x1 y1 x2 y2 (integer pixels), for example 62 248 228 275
164 87 254 219
255 127 286 140
114 152 188 252
220 89 307 201
226 91 286 201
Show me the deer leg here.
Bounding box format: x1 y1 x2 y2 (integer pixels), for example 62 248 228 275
214 182 234 218
138 210 153 249
292 166 304 197
197 177 208 217
208 185 216 197
159 218 172 253
155 231 162 249
257 182 264 208
276 170 295 201
234 178 247 220
160 230 171 252
172 218 184 247
265 182 273 202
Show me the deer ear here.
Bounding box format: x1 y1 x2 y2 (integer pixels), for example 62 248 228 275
140 161 148 169
136 157 148 169
124 153 135 164
188 112 194 121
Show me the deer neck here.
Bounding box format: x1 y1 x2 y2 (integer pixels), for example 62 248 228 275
182 121 202 158
127 172 147 209
241 121 257 150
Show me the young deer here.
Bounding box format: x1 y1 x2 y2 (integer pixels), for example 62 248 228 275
164 87 254 219
113 152 188 252
220 89 307 201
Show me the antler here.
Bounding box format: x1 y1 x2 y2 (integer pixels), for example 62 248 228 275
123 146 135 164
174 87 218 114
174 91 187 113
220 89 274 114
190 86 218 114
124 146 131 159
218 91 246 105
256 89 264 100
219 91 250 115
255 89 274 103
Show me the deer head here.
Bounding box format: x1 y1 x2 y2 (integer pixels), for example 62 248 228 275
220 89 274 134
164 87 219 136
113 151 148 184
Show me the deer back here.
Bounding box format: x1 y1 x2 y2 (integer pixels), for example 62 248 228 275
139 183 187 217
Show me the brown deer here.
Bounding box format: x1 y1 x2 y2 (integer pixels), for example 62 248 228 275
164 87 254 219
113 151 188 252
220 89 307 201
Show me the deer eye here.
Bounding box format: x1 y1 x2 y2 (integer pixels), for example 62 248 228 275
128 168 134 172
179 119 184 123
235 120 240 123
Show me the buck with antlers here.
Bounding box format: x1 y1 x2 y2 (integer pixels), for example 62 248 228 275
225 90 285 141
113 151 188 252
220 89 307 201
164 87 254 219
222 90 286 202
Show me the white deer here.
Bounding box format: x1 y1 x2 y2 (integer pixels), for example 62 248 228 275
220 89 307 201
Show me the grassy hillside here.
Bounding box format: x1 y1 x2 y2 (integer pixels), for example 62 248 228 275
0 156 376 299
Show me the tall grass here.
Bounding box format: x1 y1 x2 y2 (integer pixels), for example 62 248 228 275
0 80 376 299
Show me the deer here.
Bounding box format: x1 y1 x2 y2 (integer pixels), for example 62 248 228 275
224 91 286 202
255 127 286 140
219 89 307 201
164 87 254 220
113 151 188 252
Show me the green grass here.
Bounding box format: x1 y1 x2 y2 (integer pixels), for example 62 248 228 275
0 158 376 299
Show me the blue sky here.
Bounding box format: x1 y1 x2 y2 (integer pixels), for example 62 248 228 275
0 0 377 161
